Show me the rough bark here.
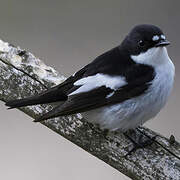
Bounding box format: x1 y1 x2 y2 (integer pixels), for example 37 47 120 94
0 39 179 180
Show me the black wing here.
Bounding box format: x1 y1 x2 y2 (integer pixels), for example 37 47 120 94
6 46 154 122
35 65 155 122
5 64 89 108
5 46 128 108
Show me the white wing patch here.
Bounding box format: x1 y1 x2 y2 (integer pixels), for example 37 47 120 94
69 73 127 96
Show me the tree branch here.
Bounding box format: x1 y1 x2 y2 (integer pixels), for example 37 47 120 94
0 39 179 180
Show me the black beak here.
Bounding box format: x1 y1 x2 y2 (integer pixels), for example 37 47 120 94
155 39 170 47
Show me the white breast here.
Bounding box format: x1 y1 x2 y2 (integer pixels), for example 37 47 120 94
82 47 175 132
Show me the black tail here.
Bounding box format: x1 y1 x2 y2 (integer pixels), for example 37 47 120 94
5 87 67 109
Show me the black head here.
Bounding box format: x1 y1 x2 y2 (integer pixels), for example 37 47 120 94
121 24 170 55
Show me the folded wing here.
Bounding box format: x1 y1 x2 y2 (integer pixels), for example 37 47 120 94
35 66 154 122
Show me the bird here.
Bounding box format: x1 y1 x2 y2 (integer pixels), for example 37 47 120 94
5 24 175 133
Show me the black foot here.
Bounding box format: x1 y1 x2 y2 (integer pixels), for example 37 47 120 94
102 129 109 139
86 122 110 140
124 131 157 157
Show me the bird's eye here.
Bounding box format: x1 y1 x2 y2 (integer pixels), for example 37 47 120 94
139 40 145 47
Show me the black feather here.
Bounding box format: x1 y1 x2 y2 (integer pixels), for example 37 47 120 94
6 39 155 121
5 65 88 109
5 86 67 108
35 65 154 122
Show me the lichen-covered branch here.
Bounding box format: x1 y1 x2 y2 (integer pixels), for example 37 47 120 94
0 39 179 180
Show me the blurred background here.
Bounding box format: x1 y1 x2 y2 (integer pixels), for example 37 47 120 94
0 0 179 179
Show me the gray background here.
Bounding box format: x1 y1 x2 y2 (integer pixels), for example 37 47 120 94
0 0 179 180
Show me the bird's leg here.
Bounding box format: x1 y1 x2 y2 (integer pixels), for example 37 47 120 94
124 128 157 157
85 122 110 140
136 127 157 146
124 130 142 157
102 128 111 141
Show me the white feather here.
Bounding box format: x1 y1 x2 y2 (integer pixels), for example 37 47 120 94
69 73 127 96
82 47 175 132
161 35 166 40
152 35 160 41
106 92 115 98
131 47 170 66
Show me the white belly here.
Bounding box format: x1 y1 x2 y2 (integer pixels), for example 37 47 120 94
82 48 175 132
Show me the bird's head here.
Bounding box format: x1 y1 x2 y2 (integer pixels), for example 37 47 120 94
121 24 170 66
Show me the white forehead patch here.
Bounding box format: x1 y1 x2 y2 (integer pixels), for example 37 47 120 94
161 35 166 40
152 35 159 41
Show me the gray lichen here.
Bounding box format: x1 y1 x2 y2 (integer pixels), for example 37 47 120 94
0 39 179 180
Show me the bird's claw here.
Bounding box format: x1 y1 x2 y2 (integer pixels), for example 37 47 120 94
124 132 157 158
